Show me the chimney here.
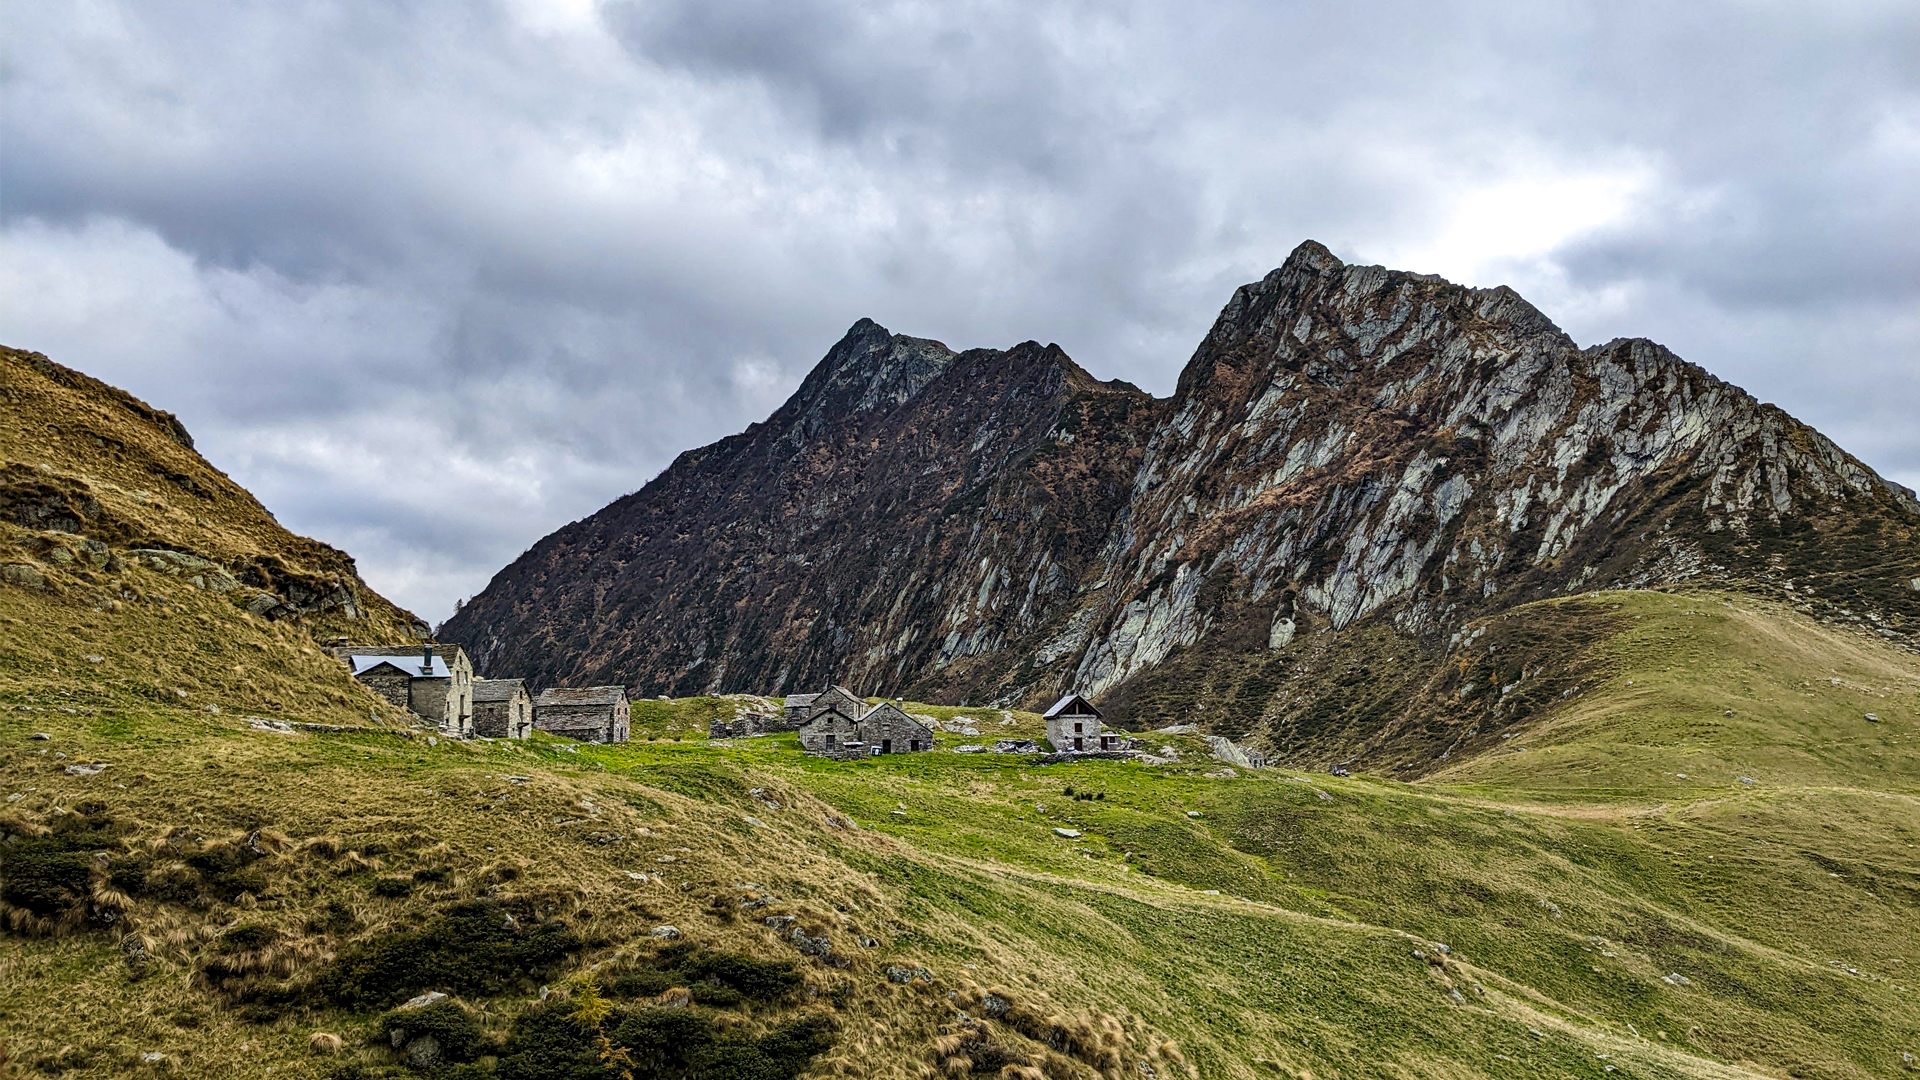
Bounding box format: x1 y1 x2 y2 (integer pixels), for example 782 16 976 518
422 645 434 675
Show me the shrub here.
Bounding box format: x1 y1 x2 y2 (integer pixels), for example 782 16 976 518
0 835 93 916
676 951 803 1002
378 1000 484 1064
316 898 584 1010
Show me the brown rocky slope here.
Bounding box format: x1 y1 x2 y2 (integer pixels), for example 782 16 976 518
442 242 1920 768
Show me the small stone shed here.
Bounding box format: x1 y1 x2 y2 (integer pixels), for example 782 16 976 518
332 644 474 737
472 678 532 739
533 686 631 744
797 693 936 760
1044 693 1119 753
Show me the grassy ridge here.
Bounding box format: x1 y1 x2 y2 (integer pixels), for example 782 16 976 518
3 586 1917 1077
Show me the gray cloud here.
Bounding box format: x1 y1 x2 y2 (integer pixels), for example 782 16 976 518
4 0 1917 620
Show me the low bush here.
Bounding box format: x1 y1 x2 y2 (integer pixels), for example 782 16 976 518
377 1000 484 1064
316 898 584 1010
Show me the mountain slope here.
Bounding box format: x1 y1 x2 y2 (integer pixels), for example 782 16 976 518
0 344 429 726
6 589 1918 1079
443 243 1920 770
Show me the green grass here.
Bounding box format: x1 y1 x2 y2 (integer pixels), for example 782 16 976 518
2 589 1918 1078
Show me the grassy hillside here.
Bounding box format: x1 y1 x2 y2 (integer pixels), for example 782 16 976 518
4 585 1917 1079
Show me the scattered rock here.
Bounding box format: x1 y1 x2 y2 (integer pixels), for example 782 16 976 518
886 965 933 984
202 703 220 714
1052 827 1082 838
1 564 47 589
1738 776 1755 786
29 732 50 741
651 925 681 940
981 992 1011 1018
1866 713 1881 723
140 1051 165 1064
65 762 108 776
1185 811 1202 819
765 915 797 929
1662 972 1691 987
1155 724 1198 735
84 655 103 664
859 935 879 948
400 991 449 1010
405 1034 443 1069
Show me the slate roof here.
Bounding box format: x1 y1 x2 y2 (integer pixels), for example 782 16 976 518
350 654 448 678
472 678 527 703
1043 693 1101 719
534 686 627 707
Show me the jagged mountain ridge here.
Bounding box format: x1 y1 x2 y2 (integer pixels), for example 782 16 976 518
443 242 1920 756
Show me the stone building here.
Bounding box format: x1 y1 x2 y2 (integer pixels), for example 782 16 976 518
796 692 936 760
473 678 533 739
533 686 630 743
782 685 865 728
332 644 474 737
1044 693 1120 753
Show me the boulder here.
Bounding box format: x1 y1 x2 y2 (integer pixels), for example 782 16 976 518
651 925 681 940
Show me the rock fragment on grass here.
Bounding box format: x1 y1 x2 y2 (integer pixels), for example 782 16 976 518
651 925 681 939
1052 827 1081 838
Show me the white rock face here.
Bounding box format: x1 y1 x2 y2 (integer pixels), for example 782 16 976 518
1268 616 1297 650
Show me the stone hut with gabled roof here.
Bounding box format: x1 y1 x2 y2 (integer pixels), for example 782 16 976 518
473 678 532 739
1043 693 1120 753
533 686 630 743
331 643 473 737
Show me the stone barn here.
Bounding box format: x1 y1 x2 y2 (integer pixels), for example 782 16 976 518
856 701 937 755
1044 693 1119 753
533 686 630 743
333 644 474 737
472 678 532 739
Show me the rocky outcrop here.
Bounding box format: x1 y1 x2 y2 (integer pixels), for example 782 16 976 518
443 242 1920 750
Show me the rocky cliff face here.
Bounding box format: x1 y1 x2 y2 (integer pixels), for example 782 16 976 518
443 243 1920 760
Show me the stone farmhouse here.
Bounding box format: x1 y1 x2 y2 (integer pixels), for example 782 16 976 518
472 678 533 739
332 644 474 737
533 686 631 744
794 688 936 760
1044 693 1122 753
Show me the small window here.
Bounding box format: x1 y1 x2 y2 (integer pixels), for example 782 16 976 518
825 733 835 748
1074 722 1083 733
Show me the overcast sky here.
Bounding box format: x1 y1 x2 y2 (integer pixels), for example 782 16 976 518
4 1 1917 622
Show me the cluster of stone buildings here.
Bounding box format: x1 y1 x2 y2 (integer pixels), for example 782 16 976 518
331 642 1140 761
754 685 1124 760
784 685 939 760
329 643 629 744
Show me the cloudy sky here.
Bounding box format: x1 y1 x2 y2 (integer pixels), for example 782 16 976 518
5 1 1917 621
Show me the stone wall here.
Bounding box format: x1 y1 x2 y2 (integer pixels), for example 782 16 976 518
534 701 628 743
798 710 863 759
1046 713 1112 752
475 694 532 738
358 668 411 709
858 702 935 753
